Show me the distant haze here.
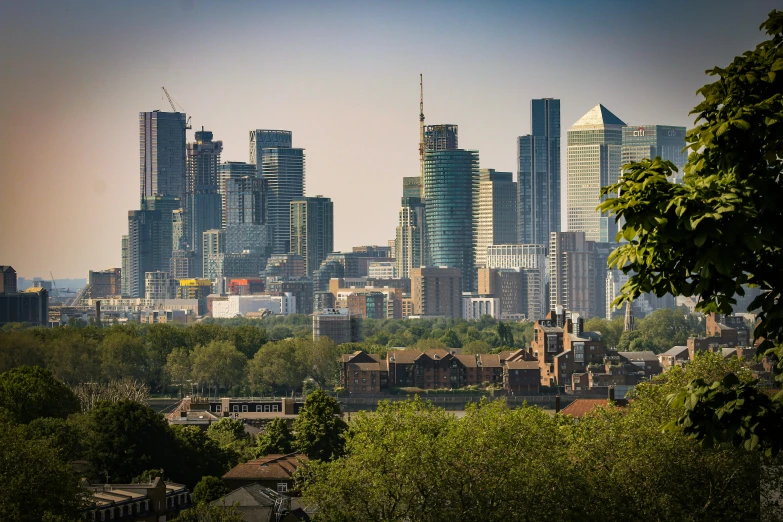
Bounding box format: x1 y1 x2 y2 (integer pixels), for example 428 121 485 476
0 0 776 277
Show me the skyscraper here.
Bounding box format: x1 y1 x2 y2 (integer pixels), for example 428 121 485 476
567 104 626 242
218 161 257 227
127 209 167 298
475 169 517 268
424 148 479 292
185 129 223 276
249 129 293 174
549 231 597 319
395 177 426 279
139 111 187 202
518 98 560 246
290 196 334 277
621 125 688 183
262 146 305 254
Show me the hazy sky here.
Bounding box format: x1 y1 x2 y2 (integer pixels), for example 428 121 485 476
0 0 776 278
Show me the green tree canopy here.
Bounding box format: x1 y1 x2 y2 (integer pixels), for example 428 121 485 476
192 476 229 505
0 421 85 522
0 366 81 423
293 389 347 461
599 10 783 451
255 417 293 457
176 503 244 522
190 340 247 394
247 339 307 392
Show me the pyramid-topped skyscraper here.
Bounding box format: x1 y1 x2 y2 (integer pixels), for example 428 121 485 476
566 104 626 243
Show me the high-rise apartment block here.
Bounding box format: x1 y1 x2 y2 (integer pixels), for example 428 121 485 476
477 267 544 321
424 148 479 292
549 232 597 319
254 131 305 254
410 267 462 318
185 129 223 276
218 161 257 227
518 98 560 246
145 271 176 300
290 196 334 277
0 266 17 294
127 209 168 298
475 170 517 268
621 125 688 183
224 176 272 261
423 124 458 152
139 111 187 201
87 268 122 298
202 229 225 281
567 105 625 242
312 308 362 344
395 177 426 279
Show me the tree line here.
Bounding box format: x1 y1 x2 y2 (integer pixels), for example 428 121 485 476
297 352 782 521
0 366 347 522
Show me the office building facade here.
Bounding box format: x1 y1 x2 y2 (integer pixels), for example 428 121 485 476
218 162 257 227
139 111 187 201
290 196 334 277
567 105 626 242
395 177 426 279
475 170 517 268
127 209 168 298
261 144 305 254
249 129 293 174
518 98 560 246
424 149 479 292
621 125 688 183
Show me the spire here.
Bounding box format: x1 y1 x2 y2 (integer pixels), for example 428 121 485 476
624 300 635 332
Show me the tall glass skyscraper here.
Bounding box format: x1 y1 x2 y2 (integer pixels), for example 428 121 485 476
218 161 257 227
290 196 334 277
567 104 626 242
621 125 688 183
139 111 187 202
224 176 272 260
395 177 426 279
475 170 517 268
262 147 305 254
424 149 479 292
185 129 223 276
249 129 292 174
518 98 560 247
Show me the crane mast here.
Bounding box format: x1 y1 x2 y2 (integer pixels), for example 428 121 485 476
419 74 425 197
161 86 192 129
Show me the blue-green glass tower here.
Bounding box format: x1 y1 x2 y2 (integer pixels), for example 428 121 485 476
424 149 479 292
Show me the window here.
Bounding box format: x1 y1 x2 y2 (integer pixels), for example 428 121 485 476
232 405 239 412
101 511 105 521
277 483 288 493
354 379 358 384
264 405 270 412
256 405 262 412
215 405 221 413
242 405 248 412
362 378 366 383
272 405 279 412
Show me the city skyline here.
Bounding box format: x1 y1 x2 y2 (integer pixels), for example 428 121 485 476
1 0 777 277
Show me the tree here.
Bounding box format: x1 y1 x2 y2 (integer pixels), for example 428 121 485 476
635 308 690 353
27 417 85 461
71 378 150 411
192 476 229 505
410 338 448 352
438 330 462 348
191 340 247 394
255 417 293 457
81 400 176 483
584 317 624 348
247 340 307 393
170 425 236 487
0 421 85 522
176 503 244 522
99 330 145 381
496 321 514 347
165 347 192 395
598 10 783 451
461 340 492 355
293 389 347 461
304 337 343 389
0 366 80 423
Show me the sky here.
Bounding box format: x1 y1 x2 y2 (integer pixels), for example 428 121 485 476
0 0 777 278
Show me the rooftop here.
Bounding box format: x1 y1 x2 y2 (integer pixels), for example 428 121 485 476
571 104 626 127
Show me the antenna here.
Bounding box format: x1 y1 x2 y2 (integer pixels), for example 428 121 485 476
419 74 425 197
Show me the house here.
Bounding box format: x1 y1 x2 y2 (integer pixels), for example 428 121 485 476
211 483 312 522
167 396 305 427
616 351 662 377
658 345 690 371
688 313 752 357
81 477 191 522
222 453 308 494
340 351 388 394
559 396 630 418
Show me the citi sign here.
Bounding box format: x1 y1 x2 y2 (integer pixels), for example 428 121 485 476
632 126 646 136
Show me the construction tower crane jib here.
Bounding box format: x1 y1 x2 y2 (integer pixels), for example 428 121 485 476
161 86 192 129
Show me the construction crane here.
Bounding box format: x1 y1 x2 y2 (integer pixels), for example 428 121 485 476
161 87 192 129
419 74 425 198
49 271 59 298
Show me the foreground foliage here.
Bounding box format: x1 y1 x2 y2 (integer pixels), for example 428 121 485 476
599 10 783 452
298 353 772 522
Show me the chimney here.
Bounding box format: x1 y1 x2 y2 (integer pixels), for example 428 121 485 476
555 394 561 414
608 386 615 402
555 305 565 327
